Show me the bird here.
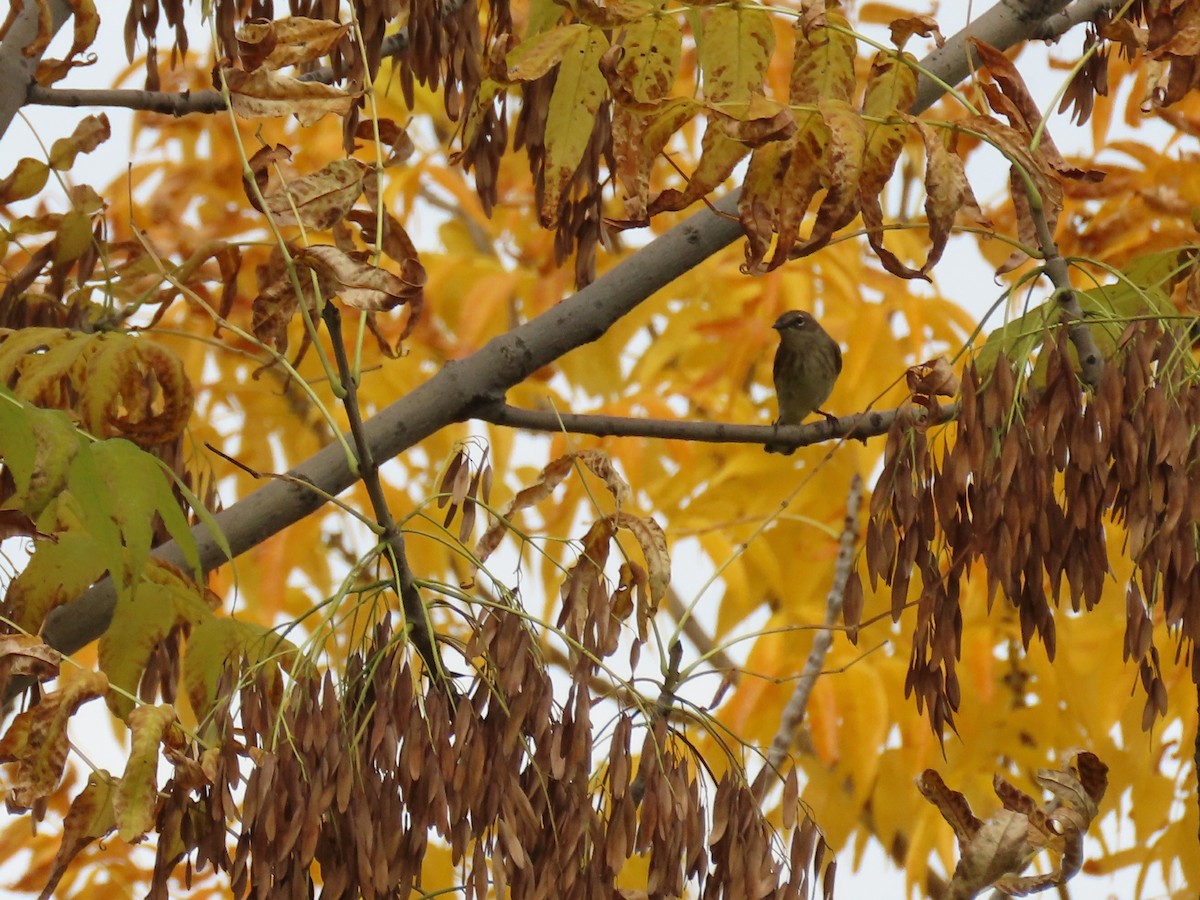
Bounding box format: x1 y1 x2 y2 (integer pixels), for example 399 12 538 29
764 309 842 455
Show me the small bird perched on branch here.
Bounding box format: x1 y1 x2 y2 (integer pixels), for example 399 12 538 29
765 310 842 455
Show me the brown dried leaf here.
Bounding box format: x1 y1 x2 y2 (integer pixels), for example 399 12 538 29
614 511 668 603
916 769 980 840
888 14 943 49
236 16 350 71
222 66 358 126
914 119 988 274
0 634 62 700
575 448 632 506
0 670 108 808
262 159 366 231
474 454 579 565
41 771 117 899
790 98 866 258
295 245 413 311
354 117 415 167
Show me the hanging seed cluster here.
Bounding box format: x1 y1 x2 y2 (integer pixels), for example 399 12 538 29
148 613 834 898
866 323 1200 734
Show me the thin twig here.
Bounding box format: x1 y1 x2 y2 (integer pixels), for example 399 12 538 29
321 303 446 684
475 400 958 450
25 25 416 114
631 638 684 805
752 474 864 802
663 586 738 678
1024 182 1106 387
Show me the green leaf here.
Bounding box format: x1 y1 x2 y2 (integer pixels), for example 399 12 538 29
974 254 1179 377
89 439 200 579
66 448 128 601
100 562 213 719
3 527 106 633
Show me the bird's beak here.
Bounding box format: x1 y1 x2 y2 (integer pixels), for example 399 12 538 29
772 322 783 331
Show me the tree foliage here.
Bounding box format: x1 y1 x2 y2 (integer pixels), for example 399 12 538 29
1 0 1199 897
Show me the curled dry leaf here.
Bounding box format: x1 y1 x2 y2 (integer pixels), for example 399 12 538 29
473 450 633 569
0 670 109 809
0 508 56 543
236 16 350 72
614 510 668 606
906 357 961 417
244 154 366 231
221 65 359 126
888 14 943 49
295 245 414 311
355 118 416 167
0 633 62 702
918 751 1108 897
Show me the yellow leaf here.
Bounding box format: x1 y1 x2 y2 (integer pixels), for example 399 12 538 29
47 114 111 171
541 28 609 226
0 157 50 203
790 10 856 105
613 13 682 104
114 705 178 842
53 208 95 266
100 559 213 719
699 5 773 104
504 24 589 82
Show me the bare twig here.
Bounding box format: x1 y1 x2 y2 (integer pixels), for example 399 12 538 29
1024 181 1106 387
320 303 446 684
475 400 958 450
24 25 417 115
752 474 864 801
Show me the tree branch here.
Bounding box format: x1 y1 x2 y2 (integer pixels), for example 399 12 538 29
0 0 71 138
1026 188 1105 386
24 25 415 115
752 475 864 802
321 303 445 682
31 0 1085 678
475 401 956 449
911 0 1074 113
1032 0 1124 41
